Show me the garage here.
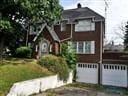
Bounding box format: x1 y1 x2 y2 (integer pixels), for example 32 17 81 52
102 64 127 87
76 63 98 84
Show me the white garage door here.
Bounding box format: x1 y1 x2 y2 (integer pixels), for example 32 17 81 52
76 63 98 84
102 64 127 87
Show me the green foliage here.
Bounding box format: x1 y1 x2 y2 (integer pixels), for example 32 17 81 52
0 59 52 95
0 19 13 32
61 43 77 70
20 0 63 24
15 46 32 58
124 22 128 50
0 0 63 57
38 54 69 81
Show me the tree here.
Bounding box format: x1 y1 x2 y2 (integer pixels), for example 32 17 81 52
0 0 63 57
0 19 13 58
124 22 128 50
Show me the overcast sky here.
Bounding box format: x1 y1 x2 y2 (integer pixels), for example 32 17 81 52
60 0 128 45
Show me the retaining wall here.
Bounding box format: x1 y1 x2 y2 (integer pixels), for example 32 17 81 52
7 72 73 96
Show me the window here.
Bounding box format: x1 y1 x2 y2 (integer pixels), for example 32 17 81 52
78 42 84 53
72 41 95 54
75 19 95 31
61 20 67 31
84 42 91 53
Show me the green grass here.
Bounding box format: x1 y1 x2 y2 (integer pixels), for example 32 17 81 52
0 58 53 96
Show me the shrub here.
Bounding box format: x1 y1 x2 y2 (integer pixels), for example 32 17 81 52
15 46 32 58
60 43 77 69
38 54 69 81
60 43 77 81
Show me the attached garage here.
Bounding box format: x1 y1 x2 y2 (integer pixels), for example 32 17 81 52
102 64 127 87
76 63 98 84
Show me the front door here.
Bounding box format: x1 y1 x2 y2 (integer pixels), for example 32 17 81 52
39 40 49 57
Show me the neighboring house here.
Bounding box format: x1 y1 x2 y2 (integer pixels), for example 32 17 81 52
104 41 124 52
28 4 128 87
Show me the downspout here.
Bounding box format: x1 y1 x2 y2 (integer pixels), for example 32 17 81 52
99 21 103 85
71 23 73 39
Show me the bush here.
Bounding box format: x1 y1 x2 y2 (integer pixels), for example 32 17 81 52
60 43 77 69
38 55 69 81
15 46 32 58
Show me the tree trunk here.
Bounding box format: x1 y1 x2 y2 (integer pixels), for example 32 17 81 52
0 37 4 60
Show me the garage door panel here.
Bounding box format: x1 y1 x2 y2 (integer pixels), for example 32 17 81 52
102 64 127 87
77 63 98 84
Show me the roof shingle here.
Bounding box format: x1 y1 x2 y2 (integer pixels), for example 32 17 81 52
63 7 105 22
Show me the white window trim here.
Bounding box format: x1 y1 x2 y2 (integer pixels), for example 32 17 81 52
72 41 95 54
61 20 68 31
75 20 95 32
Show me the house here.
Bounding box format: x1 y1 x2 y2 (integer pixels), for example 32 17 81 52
104 41 124 52
28 3 128 87
28 3 105 83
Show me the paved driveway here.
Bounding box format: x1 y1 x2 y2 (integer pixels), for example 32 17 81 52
34 87 128 96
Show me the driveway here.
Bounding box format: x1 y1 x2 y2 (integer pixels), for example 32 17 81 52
33 87 128 96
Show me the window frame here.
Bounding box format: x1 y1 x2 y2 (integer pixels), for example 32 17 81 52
71 41 95 54
60 20 68 32
75 19 95 32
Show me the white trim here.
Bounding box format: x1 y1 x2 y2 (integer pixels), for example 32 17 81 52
91 41 95 54
74 41 95 54
76 42 79 53
75 16 95 20
83 41 86 53
60 23 66 31
75 19 95 32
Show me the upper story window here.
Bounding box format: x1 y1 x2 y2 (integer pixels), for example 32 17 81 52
61 20 68 31
72 41 95 54
75 19 95 32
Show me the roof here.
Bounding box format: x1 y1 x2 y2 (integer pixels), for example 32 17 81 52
63 7 105 22
33 24 60 42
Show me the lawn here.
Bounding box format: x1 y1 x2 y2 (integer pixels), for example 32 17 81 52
0 58 53 96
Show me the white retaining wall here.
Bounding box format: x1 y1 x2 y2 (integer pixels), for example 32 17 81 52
7 72 73 96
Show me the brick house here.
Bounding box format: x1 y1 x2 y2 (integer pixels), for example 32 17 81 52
28 4 105 60
28 4 128 87
28 3 105 83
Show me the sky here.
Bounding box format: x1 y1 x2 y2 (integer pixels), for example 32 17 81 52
60 0 128 45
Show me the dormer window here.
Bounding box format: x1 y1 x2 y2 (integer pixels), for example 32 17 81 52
61 20 67 31
75 19 95 32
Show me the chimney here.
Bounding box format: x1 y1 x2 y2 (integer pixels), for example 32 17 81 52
77 3 82 8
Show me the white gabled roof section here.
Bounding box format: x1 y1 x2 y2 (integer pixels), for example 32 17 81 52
33 24 60 42
33 24 46 42
46 26 60 42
